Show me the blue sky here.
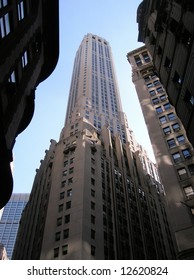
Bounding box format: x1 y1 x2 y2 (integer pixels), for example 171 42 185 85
13 0 155 193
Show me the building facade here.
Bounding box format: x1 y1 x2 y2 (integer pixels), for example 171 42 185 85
0 0 59 209
13 34 176 260
127 46 194 259
136 0 194 148
0 193 29 259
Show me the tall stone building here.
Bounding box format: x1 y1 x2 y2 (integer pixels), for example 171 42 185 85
13 34 176 260
127 46 194 259
136 0 194 147
0 0 59 208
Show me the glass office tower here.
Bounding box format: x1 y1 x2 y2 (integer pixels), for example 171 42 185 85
0 193 29 259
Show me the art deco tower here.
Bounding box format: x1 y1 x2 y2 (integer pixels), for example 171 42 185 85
13 34 176 260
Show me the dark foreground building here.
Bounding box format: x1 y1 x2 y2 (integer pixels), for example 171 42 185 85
0 0 59 208
13 34 176 260
137 0 194 147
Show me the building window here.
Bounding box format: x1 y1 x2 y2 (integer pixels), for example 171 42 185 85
0 12 11 38
156 86 164 93
156 106 163 114
152 97 159 105
17 1 26 21
149 90 155 96
167 112 176 121
61 180 66 188
160 95 167 102
68 177 73 185
67 189 72 197
91 215 95 224
177 135 185 145
91 201 95 210
58 204 63 212
163 126 171 135
184 89 194 106
164 57 171 69
55 232 61 241
91 167 95 174
91 245 96 256
0 0 8 8
182 149 191 159
91 178 95 186
66 201 71 210
172 123 180 132
8 70 17 83
91 189 95 197
21 50 28 68
134 55 142 66
142 51 150 63
69 167 74 174
62 244 68 255
153 80 160 86
64 160 68 167
159 116 167 124
177 168 188 180
183 186 194 199
182 28 192 47
63 170 67 176
60 192 65 199
64 214 70 224
172 152 181 163
163 103 171 110
188 164 194 175
144 76 150 82
57 217 62 226
91 229 96 239
173 71 182 85
54 247 59 258
70 157 75 164
147 82 153 89
63 229 69 239
167 138 176 148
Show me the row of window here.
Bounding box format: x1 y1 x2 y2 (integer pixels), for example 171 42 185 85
134 51 151 66
149 86 164 96
0 1 26 39
147 79 161 89
167 135 185 148
152 94 167 105
60 188 72 197
172 148 192 163
177 164 194 180
156 102 171 114
163 123 180 135
53 243 96 258
159 112 176 124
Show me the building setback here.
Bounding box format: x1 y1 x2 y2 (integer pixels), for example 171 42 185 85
136 0 194 147
0 0 59 209
0 193 29 259
127 46 194 259
13 34 176 260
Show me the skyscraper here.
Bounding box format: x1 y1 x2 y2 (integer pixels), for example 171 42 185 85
127 46 194 259
0 193 29 259
13 34 176 260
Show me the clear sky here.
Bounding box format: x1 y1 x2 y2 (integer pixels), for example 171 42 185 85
13 0 155 194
